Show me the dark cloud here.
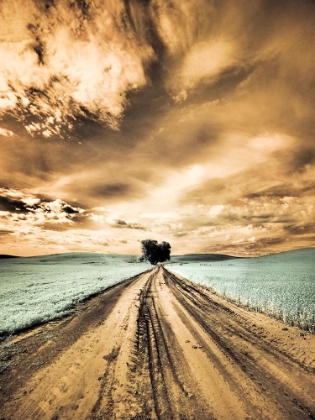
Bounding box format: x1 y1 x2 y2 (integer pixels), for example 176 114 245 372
0 195 28 213
27 23 46 65
62 204 80 214
246 182 315 200
91 183 133 199
284 223 315 236
0 229 13 236
0 189 87 233
112 219 146 231
290 148 315 173
36 0 55 13
246 185 294 200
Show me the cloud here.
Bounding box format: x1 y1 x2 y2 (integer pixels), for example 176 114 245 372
0 0 153 135
1 1 315 130
0 127 15 137
0 229 13 236
1 0 315 256
289 148 315 173
90 183 136 200
108 218 147 231
169 39 237 101
0 188 86 227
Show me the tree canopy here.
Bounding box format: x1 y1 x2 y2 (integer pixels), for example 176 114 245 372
140 239 171 265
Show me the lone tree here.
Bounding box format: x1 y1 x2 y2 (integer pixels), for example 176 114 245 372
140 239 171 265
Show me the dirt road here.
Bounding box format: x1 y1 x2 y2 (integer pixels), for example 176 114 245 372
1 267 315 419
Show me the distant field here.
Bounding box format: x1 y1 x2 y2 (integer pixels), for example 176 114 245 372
168 248 315 331
1 249 314 336
170 253 239 263
0 253 149 335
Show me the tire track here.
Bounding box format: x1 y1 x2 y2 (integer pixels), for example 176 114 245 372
164 268 315 419
2 271 152 420
167 269 315 373
2 267 315 419
135 268 213 419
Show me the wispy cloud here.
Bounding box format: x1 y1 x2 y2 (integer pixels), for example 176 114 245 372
0 127 15 137
0 0 153 135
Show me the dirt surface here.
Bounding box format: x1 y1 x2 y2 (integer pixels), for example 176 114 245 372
1 267 315 419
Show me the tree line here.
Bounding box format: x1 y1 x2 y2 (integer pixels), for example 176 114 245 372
139 239 171 265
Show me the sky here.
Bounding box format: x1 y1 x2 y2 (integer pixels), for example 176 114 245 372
0 0 315 257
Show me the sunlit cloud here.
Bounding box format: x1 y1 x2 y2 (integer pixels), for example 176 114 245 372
170 39 237 101
0 188 85 228
0 127 15 137
0 0 152 135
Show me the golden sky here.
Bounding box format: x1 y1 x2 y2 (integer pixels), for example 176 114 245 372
0 0 315 256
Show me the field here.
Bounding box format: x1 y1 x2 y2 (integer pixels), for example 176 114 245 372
168 248 315 331
1 248 314 336
1 266 315 419
0 253 149 335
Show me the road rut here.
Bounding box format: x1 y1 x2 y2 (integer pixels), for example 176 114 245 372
1 267 315 419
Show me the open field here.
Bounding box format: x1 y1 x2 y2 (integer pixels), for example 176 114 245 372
1 267 315 419
0 253 149 335
169 248 315 331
